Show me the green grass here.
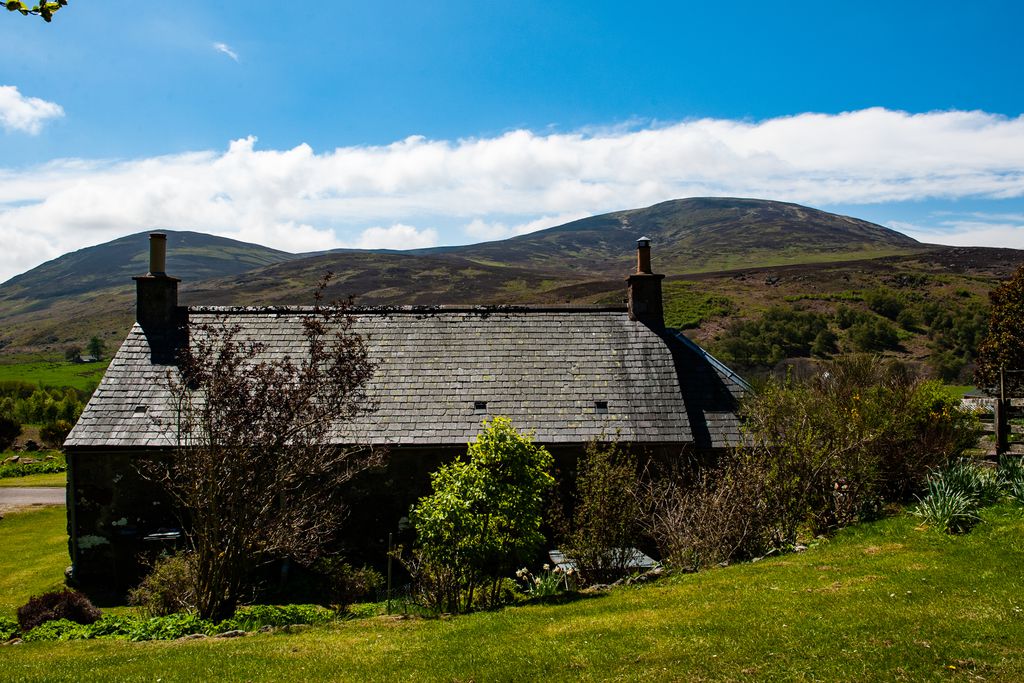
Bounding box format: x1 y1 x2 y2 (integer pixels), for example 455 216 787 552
0 358 109 392
0 472 66 487
2 506 1024 680
662 281 735 330
0 507 69 615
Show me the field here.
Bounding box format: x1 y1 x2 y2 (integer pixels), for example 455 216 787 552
1 505 1022 681
0 358 109 392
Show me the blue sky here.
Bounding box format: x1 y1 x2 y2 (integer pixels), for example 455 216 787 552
1 1 1023 282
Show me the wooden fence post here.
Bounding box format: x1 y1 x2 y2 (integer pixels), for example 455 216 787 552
995 396 1009 456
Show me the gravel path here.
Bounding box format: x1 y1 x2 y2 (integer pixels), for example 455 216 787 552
0 487 65 513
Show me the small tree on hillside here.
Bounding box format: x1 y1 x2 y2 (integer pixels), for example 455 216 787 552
86 336 106 360
976 264 1024 394
149 276 382 621
410 417 554 612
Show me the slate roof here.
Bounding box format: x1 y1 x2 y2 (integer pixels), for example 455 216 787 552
66 305 745 450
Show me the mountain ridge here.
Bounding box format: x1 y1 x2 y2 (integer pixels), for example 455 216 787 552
0 197 1003 358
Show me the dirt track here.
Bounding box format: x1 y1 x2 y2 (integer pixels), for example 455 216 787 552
0 487 65 514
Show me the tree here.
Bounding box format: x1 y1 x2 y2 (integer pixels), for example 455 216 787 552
409 417 554 612
86 336 106 360
976 264 1024 394
556 438 642 583
0 415 21 451
5 1 66 22
148 276 382 621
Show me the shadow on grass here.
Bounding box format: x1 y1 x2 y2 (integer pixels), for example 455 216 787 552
519 590 609 607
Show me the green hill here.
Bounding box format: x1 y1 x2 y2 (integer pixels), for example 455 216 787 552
415 197 923 275
0 198 1017 363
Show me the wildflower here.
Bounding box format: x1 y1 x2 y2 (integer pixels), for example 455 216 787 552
543 564 550 571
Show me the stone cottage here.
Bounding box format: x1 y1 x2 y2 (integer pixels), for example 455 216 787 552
63 234 747 591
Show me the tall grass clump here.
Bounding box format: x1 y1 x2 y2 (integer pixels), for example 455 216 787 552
998 455 1024 503
913 474 981 534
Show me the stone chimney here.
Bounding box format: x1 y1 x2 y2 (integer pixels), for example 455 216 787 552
132 233 184 362
627 236 665 328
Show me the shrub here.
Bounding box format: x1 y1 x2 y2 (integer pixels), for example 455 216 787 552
650 356 982 562
847 317 900 352
0 616 18 641
913 475 981 534
643 455 771 570
556 439 643 583
17 589 101 632
18 605 336 643
220 604 335 632
128 553 198 617
716 306 832 367
0 415 21 451
39 420 73 449
0 457 66 479
409 417 554 612
309 557 384 608
865 288 905 320
21 618 92 642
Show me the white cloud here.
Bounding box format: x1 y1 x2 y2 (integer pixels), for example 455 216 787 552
890 216 1024 249
349 224 439 250
0 85 64 134
4 107 1024 282
464 213 591 240
212 42 239 62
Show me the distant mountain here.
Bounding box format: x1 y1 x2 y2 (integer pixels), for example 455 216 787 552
0 230 296 299
414 197 922 275
0 197 984 356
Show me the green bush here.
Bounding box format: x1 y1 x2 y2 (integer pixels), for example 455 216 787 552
846 317 901 352
309 558 384 609
39 420 73 449
0 415 21 451
555 439 643 583
738 357 976 544
128 553 198 617
18 604 337 642
0 457 66 479
409 417 554 612
716 307 833 367
865 288 905 320
0 616 17 641
220 604 335 632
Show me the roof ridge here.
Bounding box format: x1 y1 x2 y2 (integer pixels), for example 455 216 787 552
188 304 630 314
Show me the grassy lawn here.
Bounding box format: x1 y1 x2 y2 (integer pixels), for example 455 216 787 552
1 505 1023 680
0 358 109 392
0 507 69 615
0 472 66 488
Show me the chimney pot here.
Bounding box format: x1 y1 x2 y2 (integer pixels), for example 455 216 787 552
627 237 664 328
149 233 167 275
133 233 183 363
636 236 653 274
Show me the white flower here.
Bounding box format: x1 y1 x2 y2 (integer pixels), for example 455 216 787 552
543 564 550 571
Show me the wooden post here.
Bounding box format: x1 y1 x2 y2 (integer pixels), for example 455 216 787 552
996 396 1008 456
386 532 393 616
